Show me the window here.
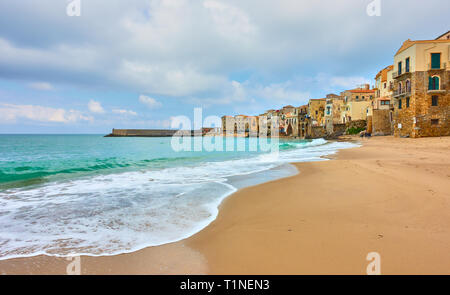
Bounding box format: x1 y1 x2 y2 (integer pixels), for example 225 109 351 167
398 61 402 75
432 96 438 106
405 80 411 93
431 119 439 125
370 95 373 99
356 96 359 100
431 53 441 69
406 97 410 108
429 76 440 90
315 110 318 115
398 99 402 109
384 83 387 89
362 96 365 100
405 57 410 72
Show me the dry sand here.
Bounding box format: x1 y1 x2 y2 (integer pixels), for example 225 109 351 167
1 136 449 275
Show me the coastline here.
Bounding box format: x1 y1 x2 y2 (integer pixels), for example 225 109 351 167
1 136 449 274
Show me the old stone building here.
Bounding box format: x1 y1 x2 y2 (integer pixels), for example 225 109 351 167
221 115 259 137
280 105 299 137
391 33 450 138
307 99 326 126
221 116 235 136
324 94 345 135
297 105 309 138
263 109 279 136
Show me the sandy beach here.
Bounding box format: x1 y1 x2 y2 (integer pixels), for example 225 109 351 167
1 136 449 275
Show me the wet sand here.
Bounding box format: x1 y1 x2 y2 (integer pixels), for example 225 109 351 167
1 136 449 274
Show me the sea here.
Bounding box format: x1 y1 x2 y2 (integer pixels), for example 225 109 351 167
0 134 357 260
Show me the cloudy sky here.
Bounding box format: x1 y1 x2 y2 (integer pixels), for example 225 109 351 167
0 0 448 133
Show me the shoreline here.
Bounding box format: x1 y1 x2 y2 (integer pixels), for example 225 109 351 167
1 136 449 274
0 137 350 262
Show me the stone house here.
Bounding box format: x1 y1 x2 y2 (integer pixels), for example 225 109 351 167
221 116 235 135
307 99 326 126
324 94 345 134
391 33 450 138
297 105 309 138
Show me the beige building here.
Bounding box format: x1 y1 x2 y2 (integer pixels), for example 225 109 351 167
340 85 375 123
374 65 394 110
369 65 395 135
391 32 450 137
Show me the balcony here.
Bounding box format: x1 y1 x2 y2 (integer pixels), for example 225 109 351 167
428 63 447 71
393 87 411 98
392 66 411 79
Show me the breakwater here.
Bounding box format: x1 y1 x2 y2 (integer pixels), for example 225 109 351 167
105 129 195 137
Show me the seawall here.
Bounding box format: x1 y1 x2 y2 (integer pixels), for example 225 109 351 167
105 129 194 137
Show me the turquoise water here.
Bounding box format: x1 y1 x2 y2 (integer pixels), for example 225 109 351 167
0 135 268 188
0 135 357 259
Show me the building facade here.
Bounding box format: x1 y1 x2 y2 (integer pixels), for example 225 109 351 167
308 99 326 126
391 34 450 138
340 85 375 123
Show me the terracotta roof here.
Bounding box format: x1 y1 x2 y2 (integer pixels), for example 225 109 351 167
395 38 450 55
375 65 394 81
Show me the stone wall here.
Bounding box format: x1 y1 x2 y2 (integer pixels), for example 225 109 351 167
393 70 450 138
366 115 373 134
346 119 367 130
372 109 392 135
325 123 346 139
307 126 326 139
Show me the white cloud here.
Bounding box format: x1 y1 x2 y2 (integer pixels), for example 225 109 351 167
330 76 371 89
88 100 105 114
139 95 162 109
0 0 447 106
112 109 138 116
203 0 257 41
28 82 54 91
0 103 92 123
